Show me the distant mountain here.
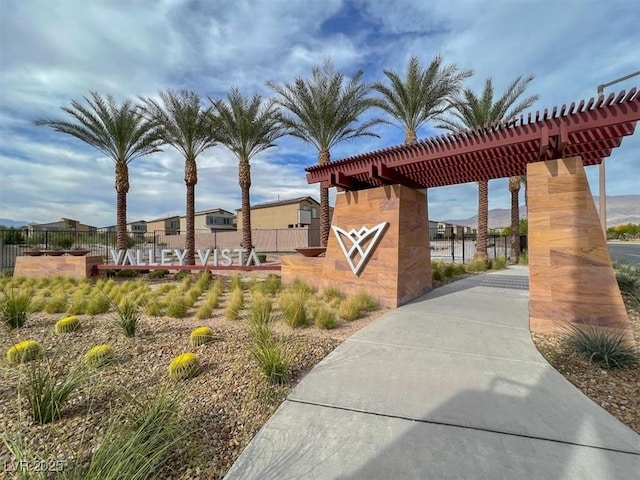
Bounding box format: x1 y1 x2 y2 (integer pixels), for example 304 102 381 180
444 195 640 229
0 218 27 228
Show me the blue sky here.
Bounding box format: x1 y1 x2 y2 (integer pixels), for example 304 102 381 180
0 0 638 228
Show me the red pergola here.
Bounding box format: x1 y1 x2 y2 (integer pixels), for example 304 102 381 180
306 88 640 190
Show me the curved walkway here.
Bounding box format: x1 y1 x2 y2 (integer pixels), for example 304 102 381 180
225 266 639 479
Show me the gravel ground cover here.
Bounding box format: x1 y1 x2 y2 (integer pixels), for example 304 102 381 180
2 266 638 479
532 295 640 434
0 273 385 479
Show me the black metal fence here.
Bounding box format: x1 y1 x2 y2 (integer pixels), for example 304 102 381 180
1 228 527 273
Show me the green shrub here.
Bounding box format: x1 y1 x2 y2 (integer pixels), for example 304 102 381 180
115 298 141 337
54 315 80 334
85 344 115 368
115 269 140 278
432 269 443 282
189 326 215 347
279 292 308 328
313 305 337 329
453 263 466 276
491 256 507 270
518 250 529 265
148 269 170 279
465 257 488 272
168 352 201 380
443 263 455 278
20 358 92 423
562 323 639 369
174 270 192 282
257 253 267 263
82 390 188 480
616 269 640 296
6 340 42 364
0 289 31 329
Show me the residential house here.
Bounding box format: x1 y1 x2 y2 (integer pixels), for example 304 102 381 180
236 196 332 230
145 215 181 236
179 208 236 233
28 218 96 233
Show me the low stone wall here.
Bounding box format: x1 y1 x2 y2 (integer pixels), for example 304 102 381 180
14 255 103 279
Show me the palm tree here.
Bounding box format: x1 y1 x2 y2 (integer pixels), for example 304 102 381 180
437 76 538 263
36 92 162 251
209 88 285 251
372 55 471 144
267 59 381 246
141 90 217 265
508 176 521 263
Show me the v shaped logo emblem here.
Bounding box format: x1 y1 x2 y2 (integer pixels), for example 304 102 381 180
332 222 389 276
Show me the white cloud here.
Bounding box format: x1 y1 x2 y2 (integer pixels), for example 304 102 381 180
0 0 638 228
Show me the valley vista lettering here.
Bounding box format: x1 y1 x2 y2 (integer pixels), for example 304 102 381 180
109 248 261 267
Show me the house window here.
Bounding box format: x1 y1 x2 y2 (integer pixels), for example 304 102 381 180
311 207 318 218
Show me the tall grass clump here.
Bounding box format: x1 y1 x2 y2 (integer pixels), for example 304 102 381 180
615 266 640 296
114 298 141 337
322 285 345 303
278 292 308 328
562 323 640 369
81 391 189 480
518 250 529 265
0 289 32 329
249 293 273 327
465 257 488 272
224 287 244 320
290 277 315 296
352 291 379 312
491 256 507 270
20 358 92 423
313 305 337 329
339 297 361 321
248 314 290 385
86 293 111 315
66 290 88 315
166 296 189 318
229 274 243 291
44 294 68 314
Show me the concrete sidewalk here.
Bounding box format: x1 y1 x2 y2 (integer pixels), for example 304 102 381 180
225 266 640 479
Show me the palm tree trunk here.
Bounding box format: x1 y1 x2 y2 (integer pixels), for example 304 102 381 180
318 148 330 247
509 176 521 264
404 129 417 144
475 180 488 263
239 158 252 250
115 162 129 251
184 157 197 265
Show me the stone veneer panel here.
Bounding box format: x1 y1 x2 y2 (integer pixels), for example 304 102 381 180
14 255 103 279
282 185 432 308
527 157 634 344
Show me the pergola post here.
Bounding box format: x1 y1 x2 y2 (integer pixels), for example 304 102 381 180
527 157 634 344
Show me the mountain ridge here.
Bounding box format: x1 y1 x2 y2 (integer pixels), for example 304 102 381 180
443 195 640 229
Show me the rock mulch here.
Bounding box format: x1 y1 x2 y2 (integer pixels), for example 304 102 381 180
0 289 386 479
531 296 640 434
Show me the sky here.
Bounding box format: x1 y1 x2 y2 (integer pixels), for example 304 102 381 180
0 0 639 228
